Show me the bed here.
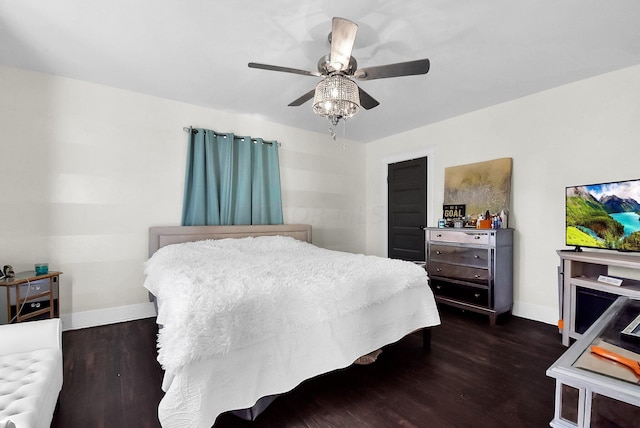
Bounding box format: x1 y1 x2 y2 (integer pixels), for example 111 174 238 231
144 224 440 428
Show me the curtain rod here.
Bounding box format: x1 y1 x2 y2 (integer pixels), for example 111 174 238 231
183 127 280 147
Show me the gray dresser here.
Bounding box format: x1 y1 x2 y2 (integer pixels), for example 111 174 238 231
425 227 513 324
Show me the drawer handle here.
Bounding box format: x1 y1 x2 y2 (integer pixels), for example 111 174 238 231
436 234 442 237
435 285 442 290
474 255 480 259
474 293 481 299
474 274 481 278
436 251 442 255
474 236 481 239
436 268 443 272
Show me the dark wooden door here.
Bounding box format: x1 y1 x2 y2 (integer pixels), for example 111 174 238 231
388 157 427 261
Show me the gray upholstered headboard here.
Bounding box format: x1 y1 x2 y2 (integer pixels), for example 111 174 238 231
148 224 312 257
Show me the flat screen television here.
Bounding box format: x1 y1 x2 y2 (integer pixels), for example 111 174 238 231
566 179 640 252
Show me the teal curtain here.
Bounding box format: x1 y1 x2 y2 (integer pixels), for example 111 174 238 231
181 128 284 225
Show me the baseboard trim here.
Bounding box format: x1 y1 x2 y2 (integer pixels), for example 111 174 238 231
60 302 157 331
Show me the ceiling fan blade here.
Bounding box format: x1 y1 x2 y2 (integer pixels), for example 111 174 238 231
329 17 358 72
288 89 316 107
358 87 380 110
248 62 322 77
353 59 430 81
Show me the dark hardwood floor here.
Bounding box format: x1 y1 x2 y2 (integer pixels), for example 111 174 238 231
51 306 566 428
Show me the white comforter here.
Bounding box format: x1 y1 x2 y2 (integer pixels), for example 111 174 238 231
144 236 430 372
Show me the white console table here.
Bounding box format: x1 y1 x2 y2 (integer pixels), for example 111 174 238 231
558 250 640 346
547 297 640 427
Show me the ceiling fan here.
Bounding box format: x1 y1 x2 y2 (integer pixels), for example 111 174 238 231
248 17 430 133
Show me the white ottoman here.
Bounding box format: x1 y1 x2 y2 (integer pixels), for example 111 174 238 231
0 319 63 428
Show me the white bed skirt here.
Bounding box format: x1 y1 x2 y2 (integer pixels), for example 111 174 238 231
157 286 440 428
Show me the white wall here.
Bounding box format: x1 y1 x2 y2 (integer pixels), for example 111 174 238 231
0 66 366 329
3 63 638 329
365 64 640 324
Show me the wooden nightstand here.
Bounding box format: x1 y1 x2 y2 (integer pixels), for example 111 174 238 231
0 271 62 323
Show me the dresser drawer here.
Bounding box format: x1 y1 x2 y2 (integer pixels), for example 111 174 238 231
12 300 51 314
428 261 489 285
428 229 492 245
430 279 489 308
8 278 55 304
429 244 489 267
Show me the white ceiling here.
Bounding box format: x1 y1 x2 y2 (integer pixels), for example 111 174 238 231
1 0 639 143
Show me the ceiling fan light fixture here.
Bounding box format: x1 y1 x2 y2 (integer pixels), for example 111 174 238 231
312 75 360 122
248 17 430 140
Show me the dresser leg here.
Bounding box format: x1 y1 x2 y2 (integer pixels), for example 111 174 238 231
489 314 497 326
